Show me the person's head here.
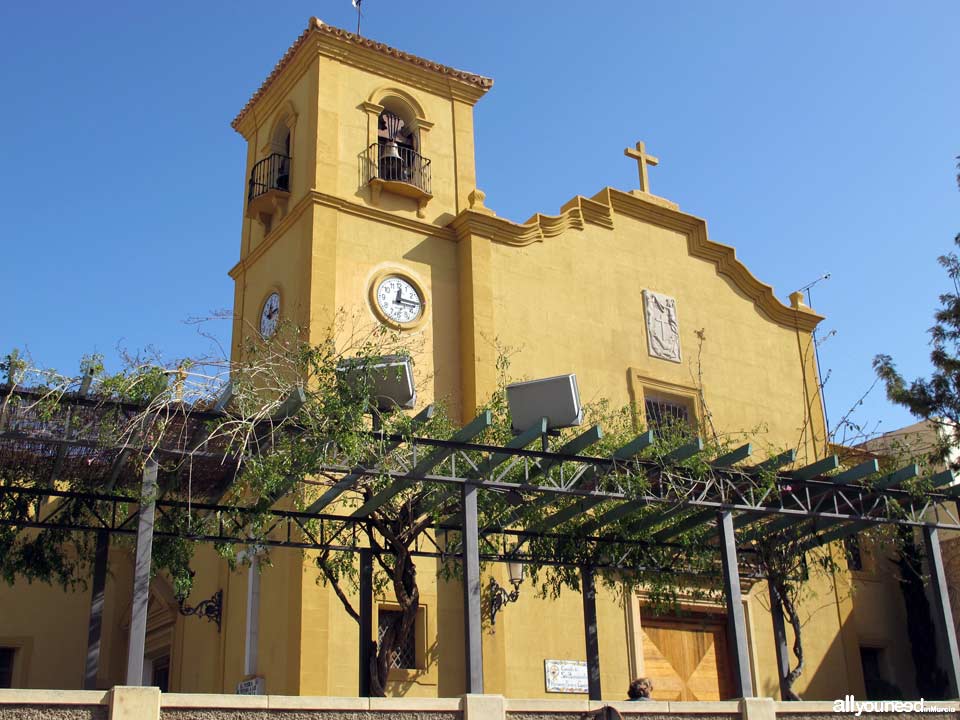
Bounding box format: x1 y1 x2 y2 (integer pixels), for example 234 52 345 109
628 677 653 699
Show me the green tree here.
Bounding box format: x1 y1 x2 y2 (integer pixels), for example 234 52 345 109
871 159 960 701
874 160 960 468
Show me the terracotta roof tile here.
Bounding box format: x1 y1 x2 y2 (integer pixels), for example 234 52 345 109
232 18 493 131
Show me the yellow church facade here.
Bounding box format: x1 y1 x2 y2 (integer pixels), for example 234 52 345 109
0 17 923 702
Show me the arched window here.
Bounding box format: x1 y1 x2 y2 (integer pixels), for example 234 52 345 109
269 121 291 193
377 109 418 183
361 90 433 217
246 109 295 227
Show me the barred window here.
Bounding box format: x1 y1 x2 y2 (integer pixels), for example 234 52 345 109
0 648 14 688
644 395 691 430
844 536 863 572
378 609 416 669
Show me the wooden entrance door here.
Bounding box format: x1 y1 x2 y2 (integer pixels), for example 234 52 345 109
639 614 734 701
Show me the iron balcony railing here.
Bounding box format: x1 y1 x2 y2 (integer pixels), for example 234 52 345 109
362 143 432 195
248 153 291 203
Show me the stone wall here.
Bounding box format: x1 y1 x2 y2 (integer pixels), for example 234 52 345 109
0 690 957 720
0 707 106 720
0 690 109 720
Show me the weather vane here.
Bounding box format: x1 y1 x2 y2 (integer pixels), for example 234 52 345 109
352 0 363 36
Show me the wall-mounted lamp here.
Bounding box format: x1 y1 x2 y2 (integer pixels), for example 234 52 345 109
489 560 525 626
178 589 223 632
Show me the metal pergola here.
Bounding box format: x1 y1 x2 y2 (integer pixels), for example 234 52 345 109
2 386 959 700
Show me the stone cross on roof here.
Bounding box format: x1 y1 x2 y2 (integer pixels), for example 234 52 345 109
624 141 659 193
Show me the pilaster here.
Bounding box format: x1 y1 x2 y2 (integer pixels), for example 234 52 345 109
457 231 496 423
451 100 478 215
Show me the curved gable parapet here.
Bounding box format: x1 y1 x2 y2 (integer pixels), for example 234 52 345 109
448 187 823 333
598 188 824 333
450 194 614 246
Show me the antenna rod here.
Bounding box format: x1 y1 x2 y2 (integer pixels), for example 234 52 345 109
354 0 363 35
796 273 832 452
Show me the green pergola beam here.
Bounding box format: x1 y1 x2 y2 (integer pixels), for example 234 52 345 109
493 425 604 528
800 520 871 553
871 464 919 490
651 508 715 542
931 469 956 489
526 432 657 534
479 418 549 477
524 496 607 535
613 431 656 460
565 430 656 493
830 459 879 484
425 418 549 524
799 468 957 551
711 444 752 468
744 462 919 541
661 438 704 465
579 499 647 534
754 449 797 474
732 454 838 534
351 411 492 518
790 455 839 481
305 404 436 514
624 504 687 537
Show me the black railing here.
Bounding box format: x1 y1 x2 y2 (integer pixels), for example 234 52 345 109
248 153 291 203
362 143 432 195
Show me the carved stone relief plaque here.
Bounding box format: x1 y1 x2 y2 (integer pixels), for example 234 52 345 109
643 289 681 363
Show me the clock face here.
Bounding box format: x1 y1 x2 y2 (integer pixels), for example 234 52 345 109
375 276 423 325
260 292 280 338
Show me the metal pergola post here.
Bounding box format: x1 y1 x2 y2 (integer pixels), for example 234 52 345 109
768 578 791 700
718 509 753 698
83 529 109 689
125 459 158 686
461 481 484 694
581 565 602 700
359 547 373 697
923 525 960 699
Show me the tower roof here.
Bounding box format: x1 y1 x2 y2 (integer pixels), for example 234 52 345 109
231 17 494 131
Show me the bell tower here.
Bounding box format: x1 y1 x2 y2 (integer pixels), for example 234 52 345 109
228 18 493 416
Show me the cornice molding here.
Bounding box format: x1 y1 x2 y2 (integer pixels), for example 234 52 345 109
232 18 492 132
228 189 455 280
311 191 455 239
234 35 318 139
227 181 823 335
449 194 613 246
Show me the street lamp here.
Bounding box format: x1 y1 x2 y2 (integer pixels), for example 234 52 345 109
489 560 525 626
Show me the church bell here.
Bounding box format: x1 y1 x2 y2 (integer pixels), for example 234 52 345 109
380 140 401 161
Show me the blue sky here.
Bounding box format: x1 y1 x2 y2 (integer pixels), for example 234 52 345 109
1 1 957 443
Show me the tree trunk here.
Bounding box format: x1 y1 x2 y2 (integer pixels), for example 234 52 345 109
369 543 419 697
779 585 805 701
